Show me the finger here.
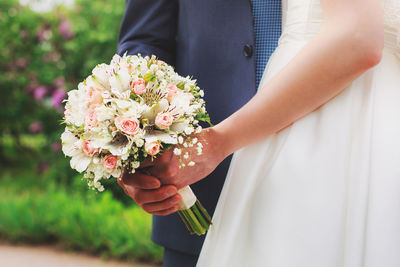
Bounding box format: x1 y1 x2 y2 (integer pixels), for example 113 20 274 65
148 162 179 184
157 149 174 164
147 151 178 178
139 157 155 168
151 206 179 216
133 185 178 206
142 194 182 213
117 177 129 194
121 171 161 189
117 177 123 187
141 149 174 169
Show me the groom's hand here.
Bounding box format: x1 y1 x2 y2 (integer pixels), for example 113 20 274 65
118 127 228 216
118 170 182 216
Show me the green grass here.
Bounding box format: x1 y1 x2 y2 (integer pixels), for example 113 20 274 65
0 171 163 263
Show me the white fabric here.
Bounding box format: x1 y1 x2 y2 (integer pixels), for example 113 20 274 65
178 185 197 210
197 0 400 266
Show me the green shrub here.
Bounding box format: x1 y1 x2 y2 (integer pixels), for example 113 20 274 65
0 172 163 263
0 0 125 168
0 1 163 263
0 0 134 201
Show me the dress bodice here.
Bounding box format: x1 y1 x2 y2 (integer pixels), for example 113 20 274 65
280 0 322 43
280 0 400 58
382 0 400 57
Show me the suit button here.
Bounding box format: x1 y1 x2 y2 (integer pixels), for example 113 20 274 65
243 44 253 57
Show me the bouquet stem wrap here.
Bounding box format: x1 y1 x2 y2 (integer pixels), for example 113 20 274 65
177 186 212 235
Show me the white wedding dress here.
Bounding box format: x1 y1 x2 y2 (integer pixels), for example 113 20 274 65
197 0 400 266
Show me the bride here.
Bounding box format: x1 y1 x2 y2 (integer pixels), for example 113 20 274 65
120 0 400 265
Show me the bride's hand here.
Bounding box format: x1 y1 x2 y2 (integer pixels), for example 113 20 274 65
144 127 228 189
118 127 229 215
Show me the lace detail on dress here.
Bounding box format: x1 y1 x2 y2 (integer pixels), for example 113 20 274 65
382 0 400 57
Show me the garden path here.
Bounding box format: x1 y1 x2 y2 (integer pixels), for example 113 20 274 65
0 243 159 267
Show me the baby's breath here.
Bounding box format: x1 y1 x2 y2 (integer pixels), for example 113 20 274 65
61 53 210 192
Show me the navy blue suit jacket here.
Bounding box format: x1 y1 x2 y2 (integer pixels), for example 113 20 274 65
118 0 256 256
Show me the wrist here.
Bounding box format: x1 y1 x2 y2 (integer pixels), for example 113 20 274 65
207 124 234 160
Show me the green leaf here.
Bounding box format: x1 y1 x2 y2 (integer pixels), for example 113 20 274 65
144 73 155 83
195 112 213 127
130 94 138 101
136 149 146 163
176 81 185 90
162 143 173 151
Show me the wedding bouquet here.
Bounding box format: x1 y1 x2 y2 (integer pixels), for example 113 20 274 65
61 54 212 235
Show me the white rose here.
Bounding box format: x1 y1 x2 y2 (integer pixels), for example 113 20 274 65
170 92 194 117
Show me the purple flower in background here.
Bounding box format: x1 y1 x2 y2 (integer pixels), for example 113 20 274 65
52 88 67 108
58 20 73 40
37 162 50 174
29 121 43 134
33 86 48 100
51 142 62 152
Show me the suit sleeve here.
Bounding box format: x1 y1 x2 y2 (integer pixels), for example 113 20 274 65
118 0 178 65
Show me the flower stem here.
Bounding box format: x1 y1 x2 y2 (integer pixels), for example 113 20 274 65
178 210 194 235
192 203 209 230
177 200 212 236
195 200 212 224
186 209 205 235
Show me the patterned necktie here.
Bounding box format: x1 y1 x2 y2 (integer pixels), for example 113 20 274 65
250 0 282 87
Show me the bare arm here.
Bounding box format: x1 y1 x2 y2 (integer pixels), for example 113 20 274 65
215 0 384 157
120 0 384 215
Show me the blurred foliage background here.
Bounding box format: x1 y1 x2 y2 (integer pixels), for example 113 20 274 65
0 0 162 263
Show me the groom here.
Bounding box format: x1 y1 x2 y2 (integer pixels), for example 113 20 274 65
118 0 281 266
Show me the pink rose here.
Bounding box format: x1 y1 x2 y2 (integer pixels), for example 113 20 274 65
87 87 103 105
102 155 118 171
82 141 99 156
115 116 140 135
145 142 161 156
166 84 178 101
85 105 99 128
155 112 173 129
131 78 146 95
